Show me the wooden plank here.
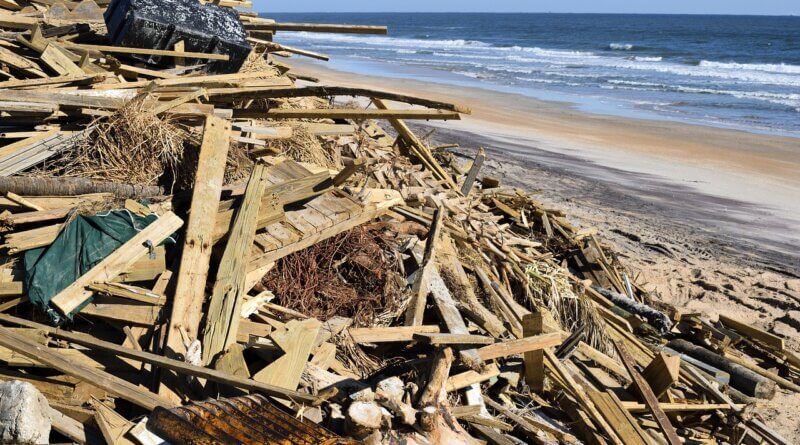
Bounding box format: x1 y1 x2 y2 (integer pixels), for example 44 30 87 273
62 42 230 60
615 342 682 445
405 206 443 326
460 147 485 196
50 212 183 315
523 311 545 392
161 116 230 400
40 43 84 76
476 333 562 361
620 402 743 412
0 327 173 411
0 313 318 404
585 389 649 445
545 349 624 445
427 267 484 369
446 363 500 392
719 314 784 352
413 333 494 346
202 163 270 364
252 318 321 392
233 108 460 120
349 325 440 343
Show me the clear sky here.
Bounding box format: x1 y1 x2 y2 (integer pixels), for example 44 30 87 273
263 1 797 15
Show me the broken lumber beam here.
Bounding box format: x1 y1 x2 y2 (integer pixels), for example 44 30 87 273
413 333 494 346
161 115 230 401
476 333 562 361
523 311 545 392
203 163 270 364
252 22 387 34
61 42 231 60
50 212 183 316
718 314 784 352
0 313 318 404
632 352 681 399
460 148 485 196
349 325 441 343
219 86 469 113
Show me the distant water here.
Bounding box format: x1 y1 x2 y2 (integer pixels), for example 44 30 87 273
267 13 800 137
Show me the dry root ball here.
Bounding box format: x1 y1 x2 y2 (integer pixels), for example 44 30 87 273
261 225 403 326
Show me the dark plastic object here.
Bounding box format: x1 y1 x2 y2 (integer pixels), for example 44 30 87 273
104 0 251 73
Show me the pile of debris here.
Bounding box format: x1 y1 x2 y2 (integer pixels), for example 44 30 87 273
0 1 798 444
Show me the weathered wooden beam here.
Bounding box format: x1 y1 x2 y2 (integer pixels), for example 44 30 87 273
249 22 387 34
62 42 231 60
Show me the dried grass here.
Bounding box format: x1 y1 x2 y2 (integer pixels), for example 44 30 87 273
32 95 253 191
37 95 190 190
525 262 611 353
261 225 404 327
264 123 340 169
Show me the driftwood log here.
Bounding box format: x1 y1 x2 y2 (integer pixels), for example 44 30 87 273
0 177 163 198
668 339 776 399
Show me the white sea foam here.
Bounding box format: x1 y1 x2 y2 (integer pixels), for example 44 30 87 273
699 60 800 74
609 43 634 51
633 56 662 62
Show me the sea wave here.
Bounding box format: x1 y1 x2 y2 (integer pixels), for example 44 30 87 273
609 43 634 51
633 56 662 62
699 60 800 74
605 79 800 109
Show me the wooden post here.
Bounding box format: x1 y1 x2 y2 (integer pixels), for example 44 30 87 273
523 311 545 392
160 115 230 402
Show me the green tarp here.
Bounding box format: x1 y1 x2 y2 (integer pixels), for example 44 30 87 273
23 209 163 325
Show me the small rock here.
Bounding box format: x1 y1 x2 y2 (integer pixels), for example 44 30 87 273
0 380 51 444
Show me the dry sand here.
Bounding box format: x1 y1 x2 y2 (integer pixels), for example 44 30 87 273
290 59 800 441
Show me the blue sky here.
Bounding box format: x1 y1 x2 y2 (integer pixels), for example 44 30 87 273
262 1 797 15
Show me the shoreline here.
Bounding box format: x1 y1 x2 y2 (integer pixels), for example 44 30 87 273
290 58 800 257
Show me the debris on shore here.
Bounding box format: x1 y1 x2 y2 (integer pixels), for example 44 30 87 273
0 1 797 444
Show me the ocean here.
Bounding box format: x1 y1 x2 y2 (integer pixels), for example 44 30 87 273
267 13 800 137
